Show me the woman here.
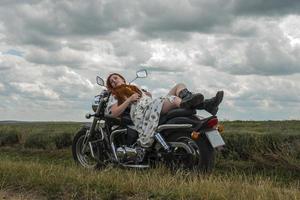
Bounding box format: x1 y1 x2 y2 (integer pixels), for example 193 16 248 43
106 73 223 147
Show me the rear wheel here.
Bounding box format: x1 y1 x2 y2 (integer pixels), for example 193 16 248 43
168 138 200 170
196 133 215 172
165 131 215 172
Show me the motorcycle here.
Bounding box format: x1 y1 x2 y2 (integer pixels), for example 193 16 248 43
72 69 225 172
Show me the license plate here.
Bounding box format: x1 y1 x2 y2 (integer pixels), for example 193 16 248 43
205 130 225 148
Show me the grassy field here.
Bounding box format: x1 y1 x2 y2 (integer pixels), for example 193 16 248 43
0 121 299 199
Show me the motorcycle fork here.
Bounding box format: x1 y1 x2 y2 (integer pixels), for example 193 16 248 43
81 116 98 155
81 118 103 158
83 125 111 160
81 129 91 154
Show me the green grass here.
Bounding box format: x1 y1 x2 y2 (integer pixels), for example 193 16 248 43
0 156 299 200
0 121 299 199
0 122 81 149
0 147 73 166
222 120 300 135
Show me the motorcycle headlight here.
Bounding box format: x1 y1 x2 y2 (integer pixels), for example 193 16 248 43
92 96 100 112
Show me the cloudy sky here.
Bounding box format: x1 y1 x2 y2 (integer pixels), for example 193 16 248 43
1 0 300 121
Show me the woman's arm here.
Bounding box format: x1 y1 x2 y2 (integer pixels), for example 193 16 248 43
110 93 140 117
142 89 152 98
144 91 152 98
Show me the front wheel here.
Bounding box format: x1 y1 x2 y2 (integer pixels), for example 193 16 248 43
72 127 101 169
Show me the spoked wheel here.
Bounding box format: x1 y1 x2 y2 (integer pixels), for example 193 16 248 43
72 127 103 169
175 137 201 170
164 131 215 172
162 137 200 171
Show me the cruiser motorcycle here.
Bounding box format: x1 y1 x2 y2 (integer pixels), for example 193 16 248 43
72 70 225 172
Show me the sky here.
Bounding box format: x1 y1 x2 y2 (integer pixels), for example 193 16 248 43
0 0 300 121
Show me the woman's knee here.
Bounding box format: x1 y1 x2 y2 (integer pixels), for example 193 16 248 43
175 83 186 88
162 97 181 113
161 100 176 114
168 83 186 96
174 83 186 96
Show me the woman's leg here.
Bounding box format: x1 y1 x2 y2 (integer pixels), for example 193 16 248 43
161 97 181 114
160 83 186 114
168 83 186 96
166 83 204 109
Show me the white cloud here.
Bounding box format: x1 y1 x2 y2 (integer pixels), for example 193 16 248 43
280 15 300 47
1 0 300 120
0 82 4 92
26 47 86 67
10 82 59 100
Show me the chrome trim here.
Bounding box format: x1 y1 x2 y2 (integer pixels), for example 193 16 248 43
110 142 118 162
98 127 105 141
110 129 127 162
110 129 127 139
81 130 90 154
88 142 95 158
154 132 170 151
99 120 106 128
156 124 193 132
116 146 138 161
169 142 193 154
121 164 150 168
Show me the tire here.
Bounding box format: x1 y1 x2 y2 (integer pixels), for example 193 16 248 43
196 133 215 173
72 127 102 169
165 131 215 172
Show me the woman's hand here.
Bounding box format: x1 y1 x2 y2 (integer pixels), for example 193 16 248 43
129 93 141 103
110 93 141 118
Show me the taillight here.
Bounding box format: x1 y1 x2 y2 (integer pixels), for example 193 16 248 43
207 118 218 128
217 124 224 133
191 131 200 140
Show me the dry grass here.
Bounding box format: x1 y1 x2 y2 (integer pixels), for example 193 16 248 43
0 189 45 200
0 121 300 199
0 157 299 200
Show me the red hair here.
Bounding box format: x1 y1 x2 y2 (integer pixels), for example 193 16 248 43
106 73 142 105
106 73 126 92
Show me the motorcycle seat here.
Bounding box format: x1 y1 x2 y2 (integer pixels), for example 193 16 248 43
106 108 196 127
163 115 215 127
159 108 196 125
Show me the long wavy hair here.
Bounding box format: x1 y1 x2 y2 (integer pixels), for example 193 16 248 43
106 73 142 105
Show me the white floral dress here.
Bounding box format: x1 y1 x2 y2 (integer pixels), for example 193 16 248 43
106 92 176 147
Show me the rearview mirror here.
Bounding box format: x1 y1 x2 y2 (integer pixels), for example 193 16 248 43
136 69 147 78
96 76 105 86
129 69 148 84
